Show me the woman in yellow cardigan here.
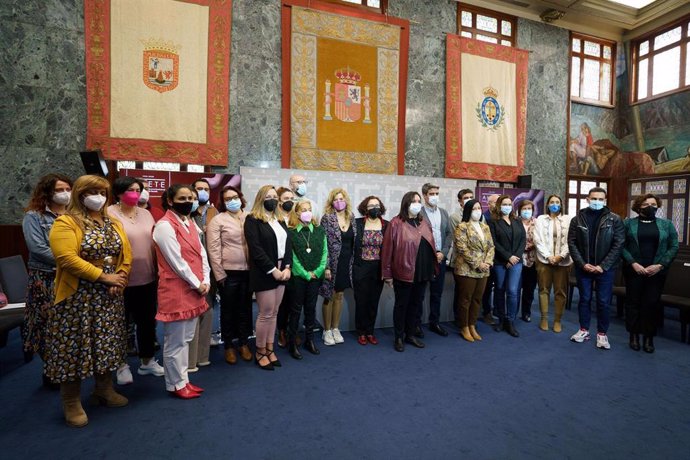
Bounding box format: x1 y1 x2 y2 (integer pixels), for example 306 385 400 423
45 175 132 428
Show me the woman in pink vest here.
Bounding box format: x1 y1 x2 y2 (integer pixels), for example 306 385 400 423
152 184 210 399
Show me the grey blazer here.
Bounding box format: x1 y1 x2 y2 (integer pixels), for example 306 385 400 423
420 206 453 259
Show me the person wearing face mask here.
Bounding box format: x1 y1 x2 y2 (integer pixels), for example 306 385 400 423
622 194 678 353
46 175 131 427
319 188 357 346
244 185 293 370
136 181 164 221
191 179 218 232
568 187 625 350
289 173 319 219
381 191 438 352
481 193 500 326
353 196 389 345
152 184 210 399
22 173 73 388
453 199 494 342
516 200 537 324
449 189 475 327
285 201 327 359
488 195 526 337
275 187 296 348
107 177 163 385
205 186 253 364
532 195 572 333
418 183 453 338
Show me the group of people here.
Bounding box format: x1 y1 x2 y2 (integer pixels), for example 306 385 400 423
20 172 678 428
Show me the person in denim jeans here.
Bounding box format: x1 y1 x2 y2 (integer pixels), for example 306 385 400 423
488 195 526 337
568 187 625 350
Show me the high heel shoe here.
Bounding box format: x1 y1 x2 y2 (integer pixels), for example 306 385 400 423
469 325 482 341
254 351 275 371
460 327 475 342
266 348 282 367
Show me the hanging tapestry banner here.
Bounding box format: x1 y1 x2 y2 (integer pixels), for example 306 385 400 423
282 1 409 174
446 35 528 181
85 0 231 166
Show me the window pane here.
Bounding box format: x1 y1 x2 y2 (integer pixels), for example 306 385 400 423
568 198 578 212
367 0 380 7
569 180 579 194
461 31 472 39
600 62 611 103
582 181 597 192
579 199 588 210
598 182 607 192
572 38 581 53
653 26 681 50
638 58 648 99
476 14 498 33
582 59 601 100
652 47 680 95
584 40 601 57
603 45 612 59
476 34 498 44
571 57 581 97
461 11 472 28
501 40 512 47
639 41 649 56
342 0 361 3
501 20 511 36
117 160 135 171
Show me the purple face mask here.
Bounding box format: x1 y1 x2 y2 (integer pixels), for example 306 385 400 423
333 200 346 212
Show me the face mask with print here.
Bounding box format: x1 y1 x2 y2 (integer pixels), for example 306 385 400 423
295 184 307 197
333 200 347 212
500 205 513 216
428 195 439 207
589 200 605 211
300 211 313 223
53 191 71 206
226 198 241 212
138 188 150 205
409 202 423 216
83 194 107 212
191 200 200 213
520 209 533 220
548 203 561 214
471 210 482 221
121 191 140 206
197 190 209 205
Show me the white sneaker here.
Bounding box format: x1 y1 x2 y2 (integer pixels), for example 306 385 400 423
138 359 164 377
596 333 611 350
197 361 211 367
332 328 345 344
323 329 335 346
187 366 199 373
116 363 133 385
210 331 224 347
570 328 590 343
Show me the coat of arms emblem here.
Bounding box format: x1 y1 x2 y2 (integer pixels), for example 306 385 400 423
476 86 504 131
323 67 372 124
141 39 180 93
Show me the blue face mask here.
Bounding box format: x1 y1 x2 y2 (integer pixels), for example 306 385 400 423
589 200 605 211
296 184 307 197
520 210 533 220
548 204 561 214
191 200 200 213
500 205 513 216
197 189 210 205
226 198 241 212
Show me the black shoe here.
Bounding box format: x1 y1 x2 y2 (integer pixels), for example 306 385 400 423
505 320 520 337
521 314 531 323
414 326 425 339
404 336 425 348
429 323 448 337
305 339 320 355
643 336 655 353
288 343 303 360
493 319 504 332
629 333 641 351
394 338 404 352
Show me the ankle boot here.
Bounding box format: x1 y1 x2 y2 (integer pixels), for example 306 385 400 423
643 336 655 353
460 327 475 342
469 325 482 341
61 380 88 427
304 339 320 355
505 320 520 337
629 333 641 351
90 372 128 407
539 316 549 331
288 342 303 360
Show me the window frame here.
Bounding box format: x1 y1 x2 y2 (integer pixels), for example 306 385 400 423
457 3 517 47
566 177 610 214
318 0 388 14
569 32 617 108
631 13 690 104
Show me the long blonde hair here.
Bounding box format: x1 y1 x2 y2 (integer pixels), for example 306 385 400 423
323 188 352 218
248 185 278 223
66 175 112 229
288 200 318 229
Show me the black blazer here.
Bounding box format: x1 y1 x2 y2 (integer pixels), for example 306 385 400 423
489 217 526 265
244 215 293 292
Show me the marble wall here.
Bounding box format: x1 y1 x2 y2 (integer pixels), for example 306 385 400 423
1 0 570 224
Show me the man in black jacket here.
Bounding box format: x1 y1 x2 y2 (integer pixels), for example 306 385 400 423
567 187 625 350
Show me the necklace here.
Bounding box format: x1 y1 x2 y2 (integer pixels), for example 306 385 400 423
118 203 137 222
300 227 312 253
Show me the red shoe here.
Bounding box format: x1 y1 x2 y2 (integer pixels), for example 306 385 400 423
357 335 367 345
367 335 378 345
186 382 204 393
169 386 200 399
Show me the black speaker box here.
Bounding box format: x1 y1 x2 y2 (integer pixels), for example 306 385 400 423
80 150 109 177
517 174 532 189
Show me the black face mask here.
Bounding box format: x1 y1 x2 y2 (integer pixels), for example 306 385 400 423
263 199 278 212
172 201 194 216
640 206 657 219
367 207 382 219
281 201 294 212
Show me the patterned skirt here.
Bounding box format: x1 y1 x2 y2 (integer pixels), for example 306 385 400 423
43 279 126 383
22 269 55 357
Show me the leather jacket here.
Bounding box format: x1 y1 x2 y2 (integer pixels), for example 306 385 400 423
381 216 438 283
567 207 625 271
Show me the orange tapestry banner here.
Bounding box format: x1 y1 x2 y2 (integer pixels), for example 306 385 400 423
85 0 231 166
445 35 528 181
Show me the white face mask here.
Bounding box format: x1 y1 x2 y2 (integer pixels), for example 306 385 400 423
409 202 423 216
471 210 482 221
83 194 107 212
138 188 150 204
53 191 71 206
428 195 439 207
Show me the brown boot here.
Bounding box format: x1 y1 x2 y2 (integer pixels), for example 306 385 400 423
460 327 475 342
90 372 128 407
238 344 252 362
469 325 482 341
61 380 88 427
225 348 237 364
553 304 564 333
